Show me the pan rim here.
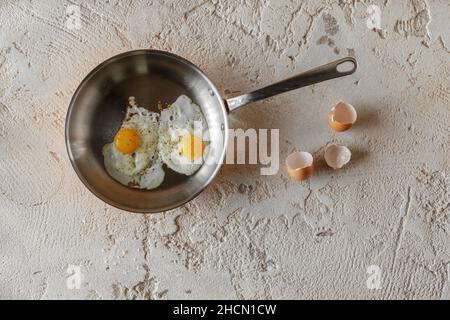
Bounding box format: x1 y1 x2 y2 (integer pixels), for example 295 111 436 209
65 49 229 214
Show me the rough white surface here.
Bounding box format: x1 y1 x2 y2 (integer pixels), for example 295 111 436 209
0 0 449 299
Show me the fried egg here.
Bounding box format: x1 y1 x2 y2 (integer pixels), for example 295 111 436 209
102 101 165 189
158 95 209 176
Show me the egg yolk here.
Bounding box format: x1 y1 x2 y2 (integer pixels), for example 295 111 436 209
114 128 140 154
180 133 204 161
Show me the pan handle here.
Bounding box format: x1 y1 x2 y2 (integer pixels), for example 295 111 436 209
225 56 357 112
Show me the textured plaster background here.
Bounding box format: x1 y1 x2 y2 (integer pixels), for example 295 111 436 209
0 0 449 299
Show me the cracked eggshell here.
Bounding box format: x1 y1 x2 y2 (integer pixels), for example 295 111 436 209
286 151 314 181
328 101 357 132
324 143 351 169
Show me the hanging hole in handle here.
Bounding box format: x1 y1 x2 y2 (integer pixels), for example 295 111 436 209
336 59 357 74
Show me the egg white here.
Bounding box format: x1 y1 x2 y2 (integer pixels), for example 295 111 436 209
158 95 209 176
103 105 165 189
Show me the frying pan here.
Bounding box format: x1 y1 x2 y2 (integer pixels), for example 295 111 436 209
65 50 356 213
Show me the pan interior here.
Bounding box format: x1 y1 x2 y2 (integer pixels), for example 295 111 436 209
66 51 227 212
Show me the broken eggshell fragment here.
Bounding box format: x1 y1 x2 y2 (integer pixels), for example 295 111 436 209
286 151 314 181
324 143 351 169
328 101 357 132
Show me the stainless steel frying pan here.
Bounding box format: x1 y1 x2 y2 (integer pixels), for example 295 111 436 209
65 50 356 213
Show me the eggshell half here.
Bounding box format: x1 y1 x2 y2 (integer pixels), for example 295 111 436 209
328 101 357 132
324 143 351 169
286 151 314 181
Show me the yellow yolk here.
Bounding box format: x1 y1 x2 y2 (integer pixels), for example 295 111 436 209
180 133 204 161
114 128 140 154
